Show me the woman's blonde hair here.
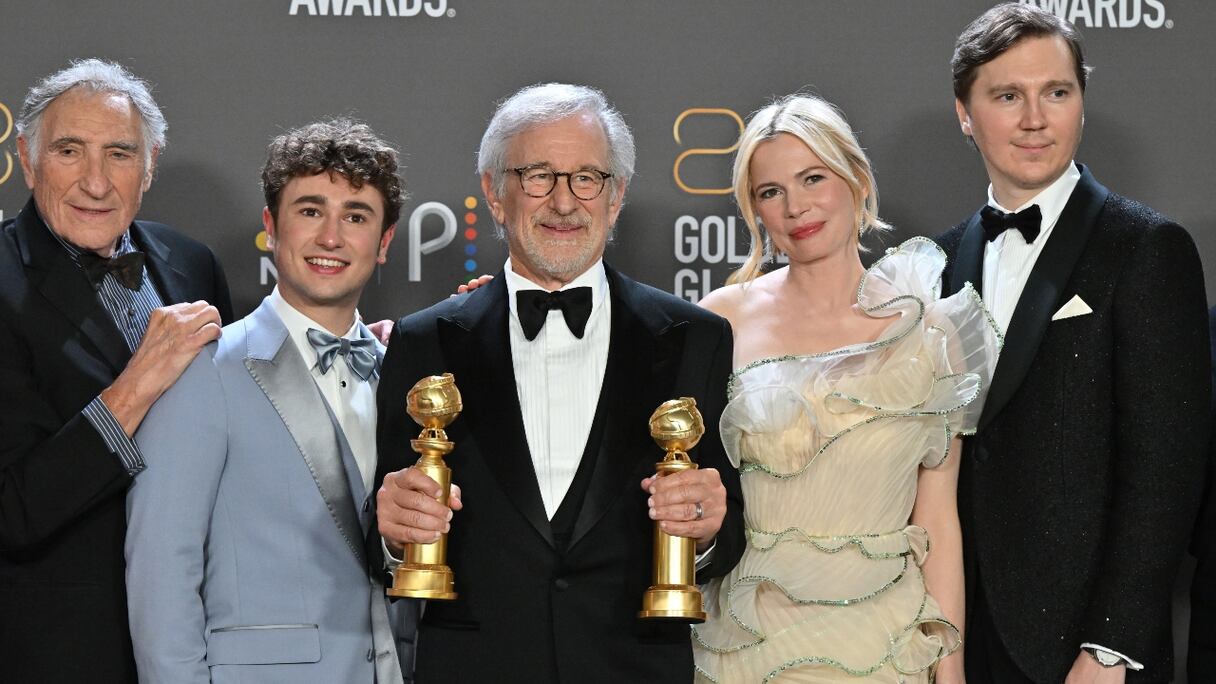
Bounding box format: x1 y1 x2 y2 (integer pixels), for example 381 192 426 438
728 94 889 285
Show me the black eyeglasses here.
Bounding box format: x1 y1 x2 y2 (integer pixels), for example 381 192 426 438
509 165 613 201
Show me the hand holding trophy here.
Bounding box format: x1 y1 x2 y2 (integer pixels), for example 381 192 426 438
387 373 462 600
639 397 708 622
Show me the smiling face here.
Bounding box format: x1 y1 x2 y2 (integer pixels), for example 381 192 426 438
749 133 859 265
955 34 1084 208
264 172 395 332
481 112 624 290
18 88 157 256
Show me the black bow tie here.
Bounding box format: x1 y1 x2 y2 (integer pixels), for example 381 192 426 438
77 250 147 291
980 204 1042 244
516 287 592 341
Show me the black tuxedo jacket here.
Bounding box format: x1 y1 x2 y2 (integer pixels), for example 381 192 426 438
375 265 744 684
936 165 1210 681
1187 307 1216 682
0 199 233 683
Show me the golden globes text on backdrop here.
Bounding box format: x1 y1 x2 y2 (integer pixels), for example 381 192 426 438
388 373 462 600
639 397 708 622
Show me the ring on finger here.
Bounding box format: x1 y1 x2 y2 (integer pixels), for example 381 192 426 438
694 501 704 521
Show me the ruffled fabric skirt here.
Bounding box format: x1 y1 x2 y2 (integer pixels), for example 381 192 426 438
692 526 959 683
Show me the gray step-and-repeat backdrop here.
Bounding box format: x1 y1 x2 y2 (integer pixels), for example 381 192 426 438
1 1 1211 679
1 1 1211 320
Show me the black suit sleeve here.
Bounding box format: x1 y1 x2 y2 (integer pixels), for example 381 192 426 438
694 316 745 582
1188 308 1216 680
0 319 132 553
1082 221 1210 655
0 229 234 555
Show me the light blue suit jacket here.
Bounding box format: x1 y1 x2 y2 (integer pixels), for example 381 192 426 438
126 298 414 683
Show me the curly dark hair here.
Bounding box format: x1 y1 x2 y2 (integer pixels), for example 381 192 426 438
952 3 1091 104
261 118 405 230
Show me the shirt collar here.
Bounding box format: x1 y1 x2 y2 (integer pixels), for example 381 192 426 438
267 286 364 371
45 221 136 264
987 161 1082 230
504 258 609 321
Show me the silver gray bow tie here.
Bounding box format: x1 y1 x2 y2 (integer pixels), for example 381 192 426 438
306 328 379 381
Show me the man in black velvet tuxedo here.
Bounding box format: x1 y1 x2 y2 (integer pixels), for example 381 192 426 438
935 5 1210 683
375 83 744 683
0 60 231 682
1188 306 1216 682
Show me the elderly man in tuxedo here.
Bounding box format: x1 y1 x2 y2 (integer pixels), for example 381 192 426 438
0 59 231 682
936 5 1210 683
375 83 745 683
125 119 413 683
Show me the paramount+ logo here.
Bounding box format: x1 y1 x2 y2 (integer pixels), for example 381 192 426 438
1016 0 1173 29
289 0 454 18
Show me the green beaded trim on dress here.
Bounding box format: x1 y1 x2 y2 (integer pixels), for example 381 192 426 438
693 588 961 682
726 237 1003 402
747 526 912 558
696 554 911 655
727 293 925 401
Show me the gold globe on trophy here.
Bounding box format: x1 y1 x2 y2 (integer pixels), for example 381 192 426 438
639 397 708 622
387 373 462 600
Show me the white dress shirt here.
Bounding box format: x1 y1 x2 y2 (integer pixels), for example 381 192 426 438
268 287 380 495
981 162 1081 334
504 259 611 519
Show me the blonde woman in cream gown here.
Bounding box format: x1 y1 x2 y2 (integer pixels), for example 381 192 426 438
691 95 1000 683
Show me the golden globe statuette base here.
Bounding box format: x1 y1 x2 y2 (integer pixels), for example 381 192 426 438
639 398 708 623
388 374 462 600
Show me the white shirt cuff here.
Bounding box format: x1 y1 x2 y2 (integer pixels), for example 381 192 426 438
82 395 145 476
1080 643 1144 670
381 536 404 571
694 539 715 571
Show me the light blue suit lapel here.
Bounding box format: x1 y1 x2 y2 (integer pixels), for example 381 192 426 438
241 300 367 567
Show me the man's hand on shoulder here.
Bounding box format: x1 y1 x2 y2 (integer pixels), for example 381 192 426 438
366 319 394 345
453 274 494 297
101 301 222 436
377 467 464 557
642 467 727 552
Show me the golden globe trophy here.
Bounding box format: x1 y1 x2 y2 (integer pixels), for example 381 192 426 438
639 397 708 622
387 373 461 600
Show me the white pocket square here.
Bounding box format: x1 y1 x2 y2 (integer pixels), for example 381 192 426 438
1052 294 1093 321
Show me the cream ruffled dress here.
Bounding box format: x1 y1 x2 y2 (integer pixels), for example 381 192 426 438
693 238 1002 683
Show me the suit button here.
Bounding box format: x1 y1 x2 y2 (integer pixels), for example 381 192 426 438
974 444 989 464
366 647 375 662
554 577 570 591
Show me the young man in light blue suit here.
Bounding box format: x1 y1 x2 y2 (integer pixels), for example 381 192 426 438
125 119 413 683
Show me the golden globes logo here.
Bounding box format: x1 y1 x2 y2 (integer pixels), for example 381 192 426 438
671 108 743 196
0 100 14 187
669 106 771 303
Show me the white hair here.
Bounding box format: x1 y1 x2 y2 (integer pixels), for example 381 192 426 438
17 59 166 169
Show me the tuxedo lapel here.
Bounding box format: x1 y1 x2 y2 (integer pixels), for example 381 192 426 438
979 165 1109 430
241 300 367 565
13 200 131 375
439 276 554 548
13 199 133 374
568 267 683 550
133 222 192 307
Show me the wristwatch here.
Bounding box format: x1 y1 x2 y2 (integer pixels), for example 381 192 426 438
1083 647 1123 668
